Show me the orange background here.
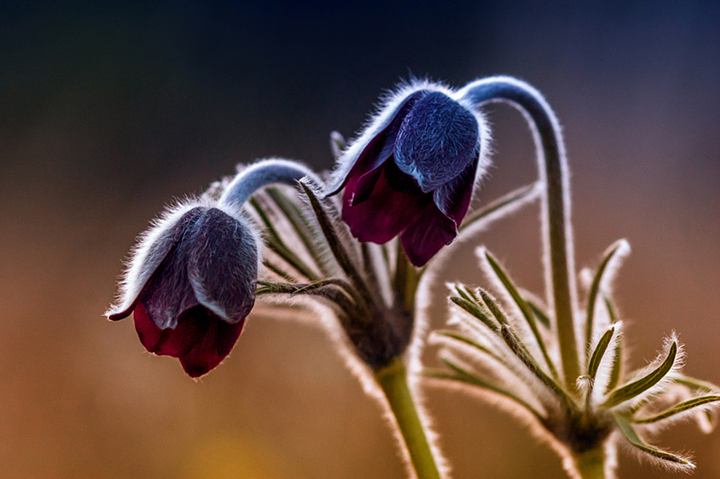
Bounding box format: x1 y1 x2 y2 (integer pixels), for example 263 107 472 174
1 2 719 478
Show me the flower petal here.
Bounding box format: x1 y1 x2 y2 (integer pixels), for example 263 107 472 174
400 204 457 266
326 90 427 196
186 208 258 324
178 307 244 378
342 161 429 244
432 155 478 224
133 301 206 357
136 222 202 329
394 92 479 193
107 206 205 321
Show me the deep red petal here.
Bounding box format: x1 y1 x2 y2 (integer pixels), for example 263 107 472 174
133 302 207 357
400 204 458 266
178 309 244 378
342 163 429 244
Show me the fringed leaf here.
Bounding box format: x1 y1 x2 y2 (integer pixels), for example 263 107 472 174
633 395 720 424
484 251 558 379
265 186 332 276
601 342 677 409
459 182 540 232
585 240 629 354
299 180 374 307
500 325 577 410
427 357 545 422
249 196 319 281
588 326 615 380
614 414 695 471
450 296 499 332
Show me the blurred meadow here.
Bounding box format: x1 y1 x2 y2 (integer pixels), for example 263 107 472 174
1 1 719 478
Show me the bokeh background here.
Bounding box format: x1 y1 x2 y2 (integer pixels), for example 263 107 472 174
2 1 719 478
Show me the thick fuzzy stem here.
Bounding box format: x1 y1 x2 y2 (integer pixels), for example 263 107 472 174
219 158 316 209
459 77 581 390
376 358 443 479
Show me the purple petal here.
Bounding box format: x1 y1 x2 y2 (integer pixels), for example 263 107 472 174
432 156 478 224
108 207 205 321
400 204 458 266
394 92 479 193
136 220 202 330
326 90 427 196
342 161 429 244
186 208 258 324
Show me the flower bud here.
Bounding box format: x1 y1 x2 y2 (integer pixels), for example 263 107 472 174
107 202 259 378
107 159 313 377
328 82 489 266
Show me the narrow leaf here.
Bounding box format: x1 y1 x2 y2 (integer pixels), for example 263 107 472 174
601 342 677 409
478 289 510 326
432 358 545 422
460 182 541 232
450 296 499 332
634 396 720 424
614 414 694 469
434 331 508 367
299 181 373 306
249 197 319 281
485 251 558 379
586 241 628 354
500 325 576 410
526 299 551 329
588 327 615 379
265 187 331 275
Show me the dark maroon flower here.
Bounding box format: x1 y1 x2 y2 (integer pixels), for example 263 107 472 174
328 84 488 266
107 203 258 378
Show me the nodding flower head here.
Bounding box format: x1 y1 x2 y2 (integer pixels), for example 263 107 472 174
106 201 259 378
327 81 490 267
107 159 313 378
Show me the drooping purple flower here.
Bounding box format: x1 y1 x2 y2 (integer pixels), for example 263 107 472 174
328 83 489 266
107 202 259 378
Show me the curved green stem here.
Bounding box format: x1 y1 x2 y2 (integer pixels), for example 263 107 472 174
460 77 580 390
375 358 443 479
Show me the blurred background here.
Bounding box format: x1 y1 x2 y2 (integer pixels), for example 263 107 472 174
1 1 719 478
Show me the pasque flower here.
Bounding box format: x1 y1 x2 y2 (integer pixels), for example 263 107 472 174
328 82 489 266
106 202 259 378
107 159 313 377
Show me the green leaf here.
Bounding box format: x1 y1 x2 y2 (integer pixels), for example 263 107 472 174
634 395 720 424
429 358 545 422
500 326 576 411
265 187 332 276
249 196 319 281
478 289 510 326
585 240 627 354
601 342 677 409
299 181 374 307
484 251 558 379
262 259 298 283
459 182 540 232
614 414 694 469
450 296 499 332
587 327 615 379
526 299 551 329
434 331 507 367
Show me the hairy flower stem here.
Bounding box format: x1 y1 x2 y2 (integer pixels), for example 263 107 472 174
460 77 581 390
573 447 609 479
376 358 443 479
